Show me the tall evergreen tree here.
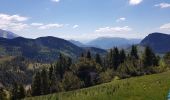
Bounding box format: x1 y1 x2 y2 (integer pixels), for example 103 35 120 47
49 69 61 93
120 49 126 63
11 82 25 100
130 45 139 59
55 53 69 79
11 82 18 100
49 64 54 80
41 68 50 95
31 72 41 96
81 53 84 57
143 46 159 67
86 51 92 60
67 57 72 69
95 53 102 65
18 84 26 99
112 47 120 70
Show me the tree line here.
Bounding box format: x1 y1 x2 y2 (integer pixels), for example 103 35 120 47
1 45 170 100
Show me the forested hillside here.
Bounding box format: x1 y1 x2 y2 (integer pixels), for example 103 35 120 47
1 45 170 100
0 37 106 63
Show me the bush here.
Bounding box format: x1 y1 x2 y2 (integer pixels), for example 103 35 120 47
117 59 138 78
62 71 84 91
99 69 114 83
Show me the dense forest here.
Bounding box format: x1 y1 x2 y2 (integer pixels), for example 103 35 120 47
0 45 170 100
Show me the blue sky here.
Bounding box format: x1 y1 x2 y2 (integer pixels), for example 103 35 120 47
0 0 170 42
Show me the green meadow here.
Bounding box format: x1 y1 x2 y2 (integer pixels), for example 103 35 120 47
25 71 170 100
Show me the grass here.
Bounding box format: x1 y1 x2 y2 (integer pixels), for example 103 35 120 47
25 71 170 100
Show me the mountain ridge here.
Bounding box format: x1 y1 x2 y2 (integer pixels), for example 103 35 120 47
86 37 142 49
0 29 19 39
140 32 170 53
0 36 106 62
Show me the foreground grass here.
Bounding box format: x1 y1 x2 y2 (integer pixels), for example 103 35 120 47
25 71 170 100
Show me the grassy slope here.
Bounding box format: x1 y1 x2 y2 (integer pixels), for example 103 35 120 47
25 71 170 100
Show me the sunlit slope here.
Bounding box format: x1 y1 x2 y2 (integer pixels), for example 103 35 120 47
25 71 170 100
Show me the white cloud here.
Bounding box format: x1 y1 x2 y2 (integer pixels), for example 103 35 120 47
129 0 143 5
155 3 170 8
38 23 63 30
95 26 132 33
0 13 28 22
73 25 79 29
116 17 126 22
0 13 28 31
31 23 44 26
160 23 170 31
51 0 60 3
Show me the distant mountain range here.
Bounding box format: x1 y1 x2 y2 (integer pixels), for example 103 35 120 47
69 40 86 47
86 37 142 49
0 29 19 39
1 29 170 61
0 36 106 62
140 32 170 53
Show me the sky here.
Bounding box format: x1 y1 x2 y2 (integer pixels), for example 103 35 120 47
0 0 170 42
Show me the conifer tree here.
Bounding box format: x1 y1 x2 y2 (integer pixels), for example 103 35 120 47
86 51 91 60
49 64 54 80
55 53 68 79
11 82 18 100
143 46 159 67
11 82 25 100
81 53 84 57
113 47 120 70
41 68 50 95
50 69 60 93
18 84 26 99
31 72 41 96
95 53 102 65
120 49 126 63
130 45 139 59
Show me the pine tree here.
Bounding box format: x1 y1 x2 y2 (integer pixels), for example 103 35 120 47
113 47 120 70
55 53 69 79
18 84 26 99
11 82 18 100
31 72 41 96
41 68 50 95
120 49 126 63
11 82 25 100
49 69 60 93
67 57 72 69
95 53 102 65
143 46 159 67
86 51 91 60
130 45 139 59
81 53 84 57
49 64 54 80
